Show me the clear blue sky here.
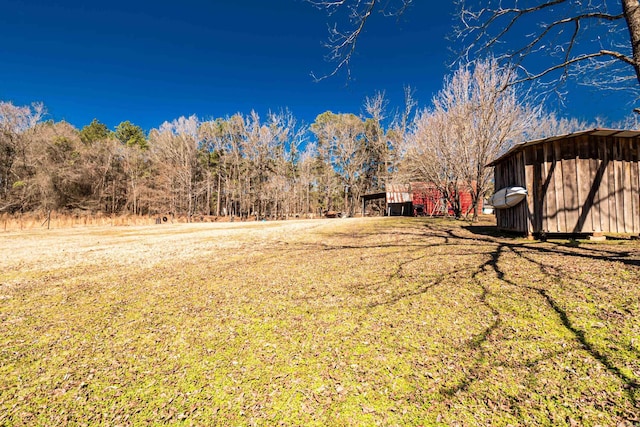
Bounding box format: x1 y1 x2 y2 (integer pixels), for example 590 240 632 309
0 0 635 132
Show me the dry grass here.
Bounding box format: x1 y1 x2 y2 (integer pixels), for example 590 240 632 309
0 217 638 426
0 212 254 232
0 212 155 231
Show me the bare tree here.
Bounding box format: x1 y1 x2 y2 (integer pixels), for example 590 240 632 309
30 121 99 212
265 110 307 219
0 101 44 212
402 59 540 219
199 111 306 220
222 114 248 218
362 91 392 191
311 111 369 216
149 115 201 220
529 113 593 139
402 107 468 217
309 0 640 105
296 142 320 216
2 119 118 215
385 86 417 185
457 0 640 99
243 110 284 219
307 0 413 80
199 117 238 217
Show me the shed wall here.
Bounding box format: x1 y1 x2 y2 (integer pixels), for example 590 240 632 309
494 151 531 233
494 134 640 234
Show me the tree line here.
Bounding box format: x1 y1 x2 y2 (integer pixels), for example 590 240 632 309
2 59 620 221
5 1 640 221
0 95 403 220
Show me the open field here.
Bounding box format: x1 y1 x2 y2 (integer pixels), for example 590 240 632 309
1 217 639 426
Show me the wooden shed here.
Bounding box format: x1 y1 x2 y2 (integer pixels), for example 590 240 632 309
386 184 413 216
359 184 412 217
487 129 640 237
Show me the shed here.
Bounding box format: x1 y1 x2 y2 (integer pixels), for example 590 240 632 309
386 184 412 216
360 192 386 216
411 182 480 216
360 182 481 217
487 129 640 237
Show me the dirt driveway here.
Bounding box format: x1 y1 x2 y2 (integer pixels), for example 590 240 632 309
0 218 339 275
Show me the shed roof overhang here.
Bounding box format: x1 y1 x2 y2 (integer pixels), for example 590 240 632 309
486 128 640 167
361 192 386 202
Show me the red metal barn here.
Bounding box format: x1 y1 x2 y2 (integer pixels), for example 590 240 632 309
410 182 480 216
360 183 482 217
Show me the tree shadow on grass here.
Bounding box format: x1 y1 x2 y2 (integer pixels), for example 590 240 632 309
447 226 639 408
333 222 640 414
276 219 639 410
462 224 640 268
459 224 517 239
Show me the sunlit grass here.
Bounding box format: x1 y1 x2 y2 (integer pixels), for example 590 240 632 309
1 217 638 426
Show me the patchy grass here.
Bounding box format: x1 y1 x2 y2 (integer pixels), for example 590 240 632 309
0 217 638 426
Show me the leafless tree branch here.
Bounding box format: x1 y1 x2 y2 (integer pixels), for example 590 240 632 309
308 0 413 81
455 0 640 102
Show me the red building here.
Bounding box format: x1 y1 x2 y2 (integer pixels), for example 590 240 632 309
361 182 481 217
410 182 480 217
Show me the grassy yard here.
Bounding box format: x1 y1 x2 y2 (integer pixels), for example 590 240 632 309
0 217 638 426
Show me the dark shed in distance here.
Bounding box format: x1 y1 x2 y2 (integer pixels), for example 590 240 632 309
386 184 413 216
487 129 640 237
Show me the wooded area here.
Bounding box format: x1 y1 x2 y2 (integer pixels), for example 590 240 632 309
0 61 613 223
0 101 397 220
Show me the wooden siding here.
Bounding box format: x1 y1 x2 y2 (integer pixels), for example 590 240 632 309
493 133 640 235
494 151 530 233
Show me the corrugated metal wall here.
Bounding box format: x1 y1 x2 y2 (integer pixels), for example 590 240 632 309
386 184 412 204
410 182 480 216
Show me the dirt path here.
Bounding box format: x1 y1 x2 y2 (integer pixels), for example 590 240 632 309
0 218 353 273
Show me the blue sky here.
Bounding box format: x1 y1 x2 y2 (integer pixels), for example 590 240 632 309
0 0 636 132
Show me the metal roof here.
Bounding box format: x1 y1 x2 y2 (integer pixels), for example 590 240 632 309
360 192 386 202
486 128 640 167
386 184 412 204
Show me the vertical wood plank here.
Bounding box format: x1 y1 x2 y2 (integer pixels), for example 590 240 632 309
614 139 625 233
631 139 640 234
522 151 528 233
591 137 602 233
544 142 559 233
494 164 503 229
554 141 567 232
498 160 506 230
577 137 594 232
500 159 507 230
563 141 579 233
515 153 524 233
622 140 633 233
537 145 546 233
575 137 583 231
541 144 548 232
524 147 537 234
607 141 617 232
600 140 611 233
